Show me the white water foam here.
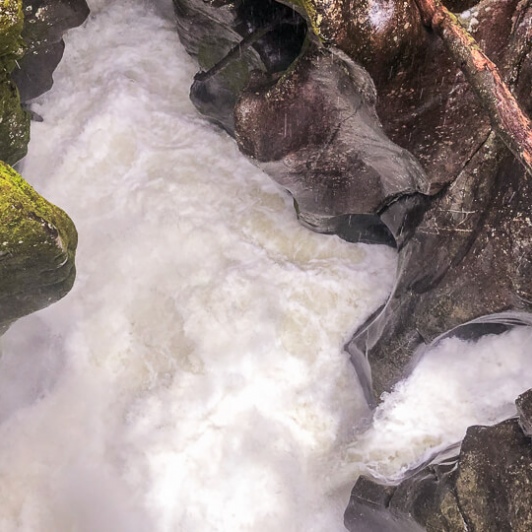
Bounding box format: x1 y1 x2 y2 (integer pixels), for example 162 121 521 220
2 1 532 530
0 1 396 530
347 326 532 481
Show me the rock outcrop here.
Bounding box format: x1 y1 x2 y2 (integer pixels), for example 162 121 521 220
0 0 87 332
234 43 428 241
13 0 90 103
173 0 532 400
345 389 532 531
0 161 77 333
173 0 307 133
173 2 532 529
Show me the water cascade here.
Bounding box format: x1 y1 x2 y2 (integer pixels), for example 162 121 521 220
0 1 531 530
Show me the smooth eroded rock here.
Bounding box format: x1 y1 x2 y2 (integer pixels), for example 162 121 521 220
346 416 532 531
235 44 428 237
173 0 306 133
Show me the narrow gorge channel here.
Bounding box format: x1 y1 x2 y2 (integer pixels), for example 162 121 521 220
0 1 532 531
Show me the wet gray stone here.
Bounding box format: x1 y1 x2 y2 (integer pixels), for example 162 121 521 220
13 0 90 102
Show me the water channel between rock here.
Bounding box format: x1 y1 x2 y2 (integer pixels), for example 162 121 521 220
0 1 531 531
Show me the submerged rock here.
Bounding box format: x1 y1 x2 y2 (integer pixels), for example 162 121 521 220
346 400 532 532
0 161 77 333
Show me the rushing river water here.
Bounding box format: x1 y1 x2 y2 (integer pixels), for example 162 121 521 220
1 1 532 531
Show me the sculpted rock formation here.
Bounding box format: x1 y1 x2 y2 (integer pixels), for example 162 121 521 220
0 161 77 333
345 388 532 531
174 0 532 401
235 44 428 240
173 0 306 133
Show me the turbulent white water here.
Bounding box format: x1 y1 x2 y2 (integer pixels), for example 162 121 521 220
0 2 396 530
1 1 532 531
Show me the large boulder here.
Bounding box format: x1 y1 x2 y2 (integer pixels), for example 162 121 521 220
0 161 77 333
234 43 428 241
174 0 532 397
345 390 532 531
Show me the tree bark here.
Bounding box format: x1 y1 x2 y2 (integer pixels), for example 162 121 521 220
414 0 532 176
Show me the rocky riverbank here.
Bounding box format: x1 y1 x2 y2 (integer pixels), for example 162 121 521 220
171 0 532 529
0 0 89 332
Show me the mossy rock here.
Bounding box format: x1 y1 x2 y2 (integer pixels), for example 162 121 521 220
0 79 29 164
0 0 29 165
0 161 77 332
0 0 25 73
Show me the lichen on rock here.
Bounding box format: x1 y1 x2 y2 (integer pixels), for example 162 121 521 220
0 161 77 332
0 0 29 165
0 0 24 71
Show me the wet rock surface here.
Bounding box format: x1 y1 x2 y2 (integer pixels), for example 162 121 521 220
0 1 83 333
234 44 429 235
174 0 532 401
346 397 532 532
349 139 532 398
173 0 306 133
13 0 90 103
0 162 77 334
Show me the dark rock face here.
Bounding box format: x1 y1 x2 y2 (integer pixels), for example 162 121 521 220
346 401 532 532
349 141 532 398
173 0 306 133
174 0 532 400
346 0 532 398
13 0 90 103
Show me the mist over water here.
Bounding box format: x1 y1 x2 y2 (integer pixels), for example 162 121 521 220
1 1 532 531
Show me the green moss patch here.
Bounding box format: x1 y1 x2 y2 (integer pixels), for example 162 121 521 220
0 161 77 328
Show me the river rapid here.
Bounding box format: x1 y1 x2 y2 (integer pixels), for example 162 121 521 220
1 1 532 531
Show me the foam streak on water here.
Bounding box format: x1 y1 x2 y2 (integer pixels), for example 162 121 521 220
347 326 532 481
0 2 396 530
